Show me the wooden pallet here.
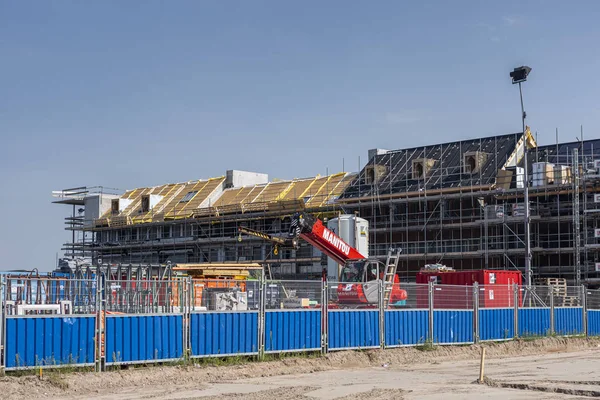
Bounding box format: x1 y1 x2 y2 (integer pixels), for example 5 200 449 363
537 278 567 287
561 296 580 307
535 278 581 306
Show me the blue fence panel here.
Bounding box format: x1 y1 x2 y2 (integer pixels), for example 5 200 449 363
479 308 515 341
264 310 321 352
433 310 473 344
384 309 429 347
5 315 95 369
105 314 183 365
588 310 600 336
554 307 584 336
518 308 551 337
190 312 258 357
328 310 380 350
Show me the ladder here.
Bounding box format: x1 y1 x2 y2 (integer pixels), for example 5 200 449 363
382 248 402 309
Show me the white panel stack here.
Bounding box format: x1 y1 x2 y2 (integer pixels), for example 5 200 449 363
553 165 572 185
514 167 525 188
532 162 555 187
225 170 269 188
326 215 369 281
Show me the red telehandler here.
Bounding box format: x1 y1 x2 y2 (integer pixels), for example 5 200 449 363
238 213 407 307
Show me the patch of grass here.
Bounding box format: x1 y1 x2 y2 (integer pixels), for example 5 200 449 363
262 351 321 362
482 340 502 347
415 339 436 352
8 369 37 377
7 365 93 377
516 332 561 342
192 355 253 367
518 335 545 342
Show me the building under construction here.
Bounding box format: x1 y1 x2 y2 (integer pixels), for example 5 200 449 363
53 171 354 278
53 128 600 285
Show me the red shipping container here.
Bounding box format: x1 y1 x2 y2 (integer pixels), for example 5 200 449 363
415 270 522 309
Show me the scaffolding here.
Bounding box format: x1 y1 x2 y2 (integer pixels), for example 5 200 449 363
338 134 600 286
55 173 354 279
53 133 600 286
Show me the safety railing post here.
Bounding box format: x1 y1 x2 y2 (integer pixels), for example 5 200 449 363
582 285 588 338
95 273 101 372
513 284 519 338
473 282 479 344
258 277 266 360
184 276 192 361
428 282 434 344
549 285 555 336
99 272 107 372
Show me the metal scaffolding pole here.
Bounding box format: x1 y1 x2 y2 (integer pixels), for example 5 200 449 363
574 148 581 286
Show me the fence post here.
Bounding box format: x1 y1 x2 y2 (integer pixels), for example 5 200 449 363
428 281 434 344
379 280 385 349
258 277 266 360
513 284 519 338
549 285 555 336
99 273 107 372
0 275 5 376
95 273 101 372
582 285 588 338
185 276 192 361
322 279 328 355
473 283 479 343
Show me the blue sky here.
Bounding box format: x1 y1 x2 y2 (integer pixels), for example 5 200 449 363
1 1 600 271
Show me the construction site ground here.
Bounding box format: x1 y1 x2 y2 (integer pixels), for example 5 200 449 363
4 337 600 400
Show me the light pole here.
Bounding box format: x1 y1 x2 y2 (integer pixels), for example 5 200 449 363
510 66 532 287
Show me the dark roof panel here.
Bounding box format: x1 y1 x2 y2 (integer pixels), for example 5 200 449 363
532 139 600 165
340 133 522 199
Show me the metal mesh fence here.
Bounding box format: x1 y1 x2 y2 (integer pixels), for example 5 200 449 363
1 274 588 314
519 285 551 307
478 284 518 309
383 282 425 309
556 286 584 307
431 284 475 310
4 277 97 315
190 279 257 312
104 279 183 314
587 289 600 310
519 285 583 308
264 280 322 310
327 281 379 309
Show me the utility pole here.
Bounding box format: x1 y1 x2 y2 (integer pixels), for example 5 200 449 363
519 82 532 288
510 66 533 287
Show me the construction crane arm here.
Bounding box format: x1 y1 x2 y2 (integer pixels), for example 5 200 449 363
288 213 366 266
237 227 298 249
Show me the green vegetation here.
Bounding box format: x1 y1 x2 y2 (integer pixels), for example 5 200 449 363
415 338 436 352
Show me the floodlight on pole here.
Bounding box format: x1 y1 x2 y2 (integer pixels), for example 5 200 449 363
510 66 532 84
509 65 532 288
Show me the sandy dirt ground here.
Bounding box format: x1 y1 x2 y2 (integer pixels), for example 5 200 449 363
3 337 600 399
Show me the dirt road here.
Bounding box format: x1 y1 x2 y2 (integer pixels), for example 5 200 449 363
4 337 600 399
